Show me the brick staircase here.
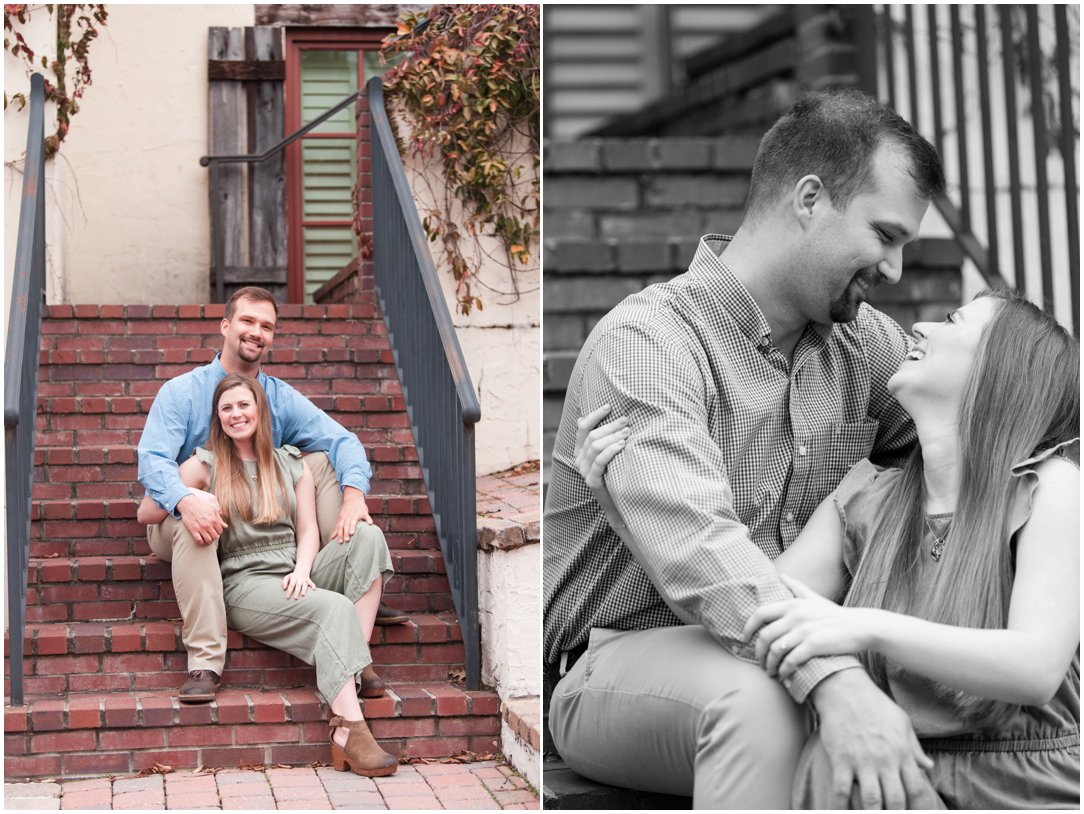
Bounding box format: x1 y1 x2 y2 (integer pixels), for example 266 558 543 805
4 295 500 779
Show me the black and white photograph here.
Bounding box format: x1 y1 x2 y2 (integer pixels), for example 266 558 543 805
542 4 1080 810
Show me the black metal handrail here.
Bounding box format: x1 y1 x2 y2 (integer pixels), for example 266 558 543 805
199 89 362 167
367 76 483 690
871 4 1079 333
6 73 47 707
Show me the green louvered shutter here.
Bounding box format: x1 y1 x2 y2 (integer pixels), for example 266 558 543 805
298 50 359 302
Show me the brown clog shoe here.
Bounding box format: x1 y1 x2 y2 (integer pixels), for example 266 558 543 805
329 716 398 777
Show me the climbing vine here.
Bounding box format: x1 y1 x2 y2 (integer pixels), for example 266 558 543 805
4 3 108 157
381 4 539 315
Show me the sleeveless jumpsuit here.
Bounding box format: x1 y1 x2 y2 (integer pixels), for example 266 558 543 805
197 445 394 704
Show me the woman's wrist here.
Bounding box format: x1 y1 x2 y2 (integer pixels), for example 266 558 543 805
864 608 891 653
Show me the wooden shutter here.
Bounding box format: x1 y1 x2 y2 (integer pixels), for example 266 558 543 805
207 26 288 303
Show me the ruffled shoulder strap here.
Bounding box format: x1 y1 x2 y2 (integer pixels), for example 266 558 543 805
192 447 215 489
273 445 305 485
1007 438 1080 538
832 459 898 575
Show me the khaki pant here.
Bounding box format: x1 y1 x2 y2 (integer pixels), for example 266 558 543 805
147 452 345 674
548 625 813 810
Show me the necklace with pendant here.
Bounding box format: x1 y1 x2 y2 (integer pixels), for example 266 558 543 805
924 514 949 561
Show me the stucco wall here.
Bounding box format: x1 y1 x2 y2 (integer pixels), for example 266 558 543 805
395 113 541 476
6 4 255 307
478 544 541 700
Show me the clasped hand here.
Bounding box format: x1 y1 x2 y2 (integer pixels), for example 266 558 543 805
743 574 879 680
178 489 228 545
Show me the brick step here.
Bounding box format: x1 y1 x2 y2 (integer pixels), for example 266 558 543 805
30 507 440 559
6 615 466 696
32 469 428 505
31 491 432 522
34 442 419 468
4 685 501 779
22 554 453 624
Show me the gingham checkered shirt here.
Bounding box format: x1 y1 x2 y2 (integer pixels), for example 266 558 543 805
543 235 917 703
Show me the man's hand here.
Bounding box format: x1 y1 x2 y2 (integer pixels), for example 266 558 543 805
812 668 933 810
177 492 228 545
332 486 373 543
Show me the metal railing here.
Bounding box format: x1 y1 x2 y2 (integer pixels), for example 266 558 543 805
871 4 1079 333
200 88 363 303
6 73 47 707
367 76 483 690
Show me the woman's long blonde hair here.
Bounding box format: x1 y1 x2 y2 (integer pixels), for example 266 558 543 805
208 373 286 525
844 290 1079 729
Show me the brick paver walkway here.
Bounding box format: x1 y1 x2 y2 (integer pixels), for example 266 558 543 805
5 761 539 810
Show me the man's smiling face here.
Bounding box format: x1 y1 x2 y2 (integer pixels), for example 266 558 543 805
802 143 930 324
220 296 276 371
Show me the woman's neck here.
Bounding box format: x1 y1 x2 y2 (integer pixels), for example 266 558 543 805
232 439 257 462
914 415 959 514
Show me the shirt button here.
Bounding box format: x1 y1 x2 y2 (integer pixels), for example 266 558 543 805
797 445 807 456
785 512 795 523
759 337 770 348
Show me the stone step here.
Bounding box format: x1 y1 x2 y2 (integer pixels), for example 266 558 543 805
5 615 466 696
4 685 502 780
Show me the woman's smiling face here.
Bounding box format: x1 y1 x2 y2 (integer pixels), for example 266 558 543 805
888 295 1003 406
216 384 259 442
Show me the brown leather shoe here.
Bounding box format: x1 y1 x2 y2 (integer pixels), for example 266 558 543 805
357 664 386 699
179 670 220 704
329 716 398 776
375 603 409 625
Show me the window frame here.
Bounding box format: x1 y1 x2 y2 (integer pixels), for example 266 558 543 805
284 27 390 303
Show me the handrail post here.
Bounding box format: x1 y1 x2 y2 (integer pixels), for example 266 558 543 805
6 73 48 707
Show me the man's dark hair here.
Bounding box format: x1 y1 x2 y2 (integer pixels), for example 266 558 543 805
744 89 945 219
224 286 279 320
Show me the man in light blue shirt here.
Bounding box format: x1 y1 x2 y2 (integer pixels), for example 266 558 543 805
137 286 407 703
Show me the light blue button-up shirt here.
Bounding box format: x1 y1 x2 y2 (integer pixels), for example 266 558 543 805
137 355 372 514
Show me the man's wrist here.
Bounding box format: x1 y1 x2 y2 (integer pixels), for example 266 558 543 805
810 665 868 714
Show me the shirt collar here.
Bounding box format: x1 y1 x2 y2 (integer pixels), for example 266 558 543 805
210 353 267 386
690 235 773 344
691 234 833 349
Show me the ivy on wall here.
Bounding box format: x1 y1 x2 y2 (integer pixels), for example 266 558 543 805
4 3 108 158
382 4 540 315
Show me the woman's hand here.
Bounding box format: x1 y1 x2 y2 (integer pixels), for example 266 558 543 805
743 575 881 680
574 405 630 488
282 568 316 600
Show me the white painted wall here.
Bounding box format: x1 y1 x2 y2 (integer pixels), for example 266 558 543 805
62 4 254 304
478 544 541 700
395 113 541 476
4 4 255 308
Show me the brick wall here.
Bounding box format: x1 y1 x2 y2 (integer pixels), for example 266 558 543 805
592 5 874 139
543 137 963 483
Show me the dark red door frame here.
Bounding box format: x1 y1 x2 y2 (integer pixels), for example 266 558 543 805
284 28 389 303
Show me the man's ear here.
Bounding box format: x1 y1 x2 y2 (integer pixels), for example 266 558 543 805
793 175 826 227
220 317 230 339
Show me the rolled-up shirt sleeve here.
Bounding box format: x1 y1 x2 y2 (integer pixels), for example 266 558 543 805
276 382 372 494
583 322 860 702
136 380 192 515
